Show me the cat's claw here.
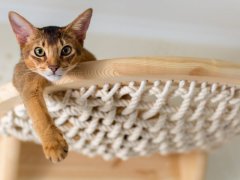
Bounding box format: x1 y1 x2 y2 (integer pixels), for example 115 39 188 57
43 132 68 163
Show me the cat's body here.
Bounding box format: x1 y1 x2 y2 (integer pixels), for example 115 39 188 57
9 9 96 162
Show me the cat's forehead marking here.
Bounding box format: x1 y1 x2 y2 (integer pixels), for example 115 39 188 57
60 39 64 46
39 26 62 45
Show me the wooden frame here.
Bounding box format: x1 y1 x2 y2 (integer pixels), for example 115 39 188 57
1 56 239 179
17 142 207 180
1 57 240 116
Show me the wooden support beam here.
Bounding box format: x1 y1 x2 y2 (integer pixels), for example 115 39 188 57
18 142 207 180
0 136 21 180
178 151 207 180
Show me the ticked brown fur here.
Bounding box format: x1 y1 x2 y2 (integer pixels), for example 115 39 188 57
9 9 96 163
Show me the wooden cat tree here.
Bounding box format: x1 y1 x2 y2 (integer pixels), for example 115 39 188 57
1 57 240 180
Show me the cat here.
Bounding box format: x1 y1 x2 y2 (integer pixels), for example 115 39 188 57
8 8 96 163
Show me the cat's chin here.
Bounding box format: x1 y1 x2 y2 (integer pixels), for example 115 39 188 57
44 75 63 82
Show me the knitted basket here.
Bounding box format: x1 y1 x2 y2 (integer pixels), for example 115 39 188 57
1 57 240 160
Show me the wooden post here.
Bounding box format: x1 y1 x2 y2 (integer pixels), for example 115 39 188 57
178 151 207 180
0 136 21 180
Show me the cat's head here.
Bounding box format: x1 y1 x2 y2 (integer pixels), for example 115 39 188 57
9 9 93 81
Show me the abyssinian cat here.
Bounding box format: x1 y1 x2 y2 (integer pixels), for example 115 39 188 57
8 8 96 162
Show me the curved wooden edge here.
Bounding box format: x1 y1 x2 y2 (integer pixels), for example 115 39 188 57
1 56 240 117
58 56 240 86
0 83 21 117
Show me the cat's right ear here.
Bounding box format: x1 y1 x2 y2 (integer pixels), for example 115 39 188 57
8 11 35 46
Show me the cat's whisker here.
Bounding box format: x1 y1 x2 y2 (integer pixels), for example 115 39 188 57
73 64 82 68
23 70 36 73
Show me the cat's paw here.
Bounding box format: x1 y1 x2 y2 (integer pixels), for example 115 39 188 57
42 130 68 163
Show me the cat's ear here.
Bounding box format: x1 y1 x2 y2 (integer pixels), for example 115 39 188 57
8 11 35 45
65 8 93 42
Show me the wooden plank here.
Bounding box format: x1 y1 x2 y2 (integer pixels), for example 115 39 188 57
58 57 240 86
1 57 240 117
17 142 206 180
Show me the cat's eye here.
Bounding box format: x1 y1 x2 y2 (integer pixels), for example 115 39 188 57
34 47 45 57
61 45 72 56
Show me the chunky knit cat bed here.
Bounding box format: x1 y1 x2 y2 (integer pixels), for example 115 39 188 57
0 57 240 160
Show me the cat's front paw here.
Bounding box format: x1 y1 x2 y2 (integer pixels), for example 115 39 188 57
42 130 68 163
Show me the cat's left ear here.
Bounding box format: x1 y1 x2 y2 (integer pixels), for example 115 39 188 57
8 11 36 46
65 8 93 42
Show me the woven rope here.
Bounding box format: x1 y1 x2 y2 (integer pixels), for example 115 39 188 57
1 80 240 160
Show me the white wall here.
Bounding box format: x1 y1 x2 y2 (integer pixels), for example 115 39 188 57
2 0 240 47
1 1 240 179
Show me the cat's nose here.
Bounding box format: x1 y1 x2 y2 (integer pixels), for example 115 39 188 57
48 65 59 73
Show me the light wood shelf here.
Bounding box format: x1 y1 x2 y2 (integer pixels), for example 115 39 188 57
15 142 206 180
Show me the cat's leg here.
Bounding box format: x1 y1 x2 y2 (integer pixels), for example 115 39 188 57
21 78 68 163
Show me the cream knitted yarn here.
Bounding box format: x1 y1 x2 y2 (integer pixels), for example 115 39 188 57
0 80 240 160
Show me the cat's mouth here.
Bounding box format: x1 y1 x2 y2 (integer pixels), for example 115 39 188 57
36 71 64 82
36 68 66 82
45 74 63 81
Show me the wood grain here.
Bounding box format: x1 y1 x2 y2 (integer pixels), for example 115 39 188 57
17 142 206 180
59 57 240 86
1 57 240 117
